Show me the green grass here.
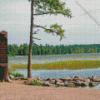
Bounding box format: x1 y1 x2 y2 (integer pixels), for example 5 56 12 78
9 60 100 71
30 80 42 86
8 70 24 78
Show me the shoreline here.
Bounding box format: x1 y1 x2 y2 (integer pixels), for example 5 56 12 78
0 81 100 100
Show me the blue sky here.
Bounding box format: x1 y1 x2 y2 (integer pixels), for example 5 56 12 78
0 0 100 46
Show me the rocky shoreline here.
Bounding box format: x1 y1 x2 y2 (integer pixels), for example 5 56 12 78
9 75 100 88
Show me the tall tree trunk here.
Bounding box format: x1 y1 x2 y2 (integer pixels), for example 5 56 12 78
28 0 34 78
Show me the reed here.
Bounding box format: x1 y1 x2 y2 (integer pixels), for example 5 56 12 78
9 60 100 71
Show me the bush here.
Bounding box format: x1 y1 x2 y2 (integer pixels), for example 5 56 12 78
8 71 24 78
30 80 42 86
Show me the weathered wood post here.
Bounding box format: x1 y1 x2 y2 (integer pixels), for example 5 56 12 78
0 31 8 82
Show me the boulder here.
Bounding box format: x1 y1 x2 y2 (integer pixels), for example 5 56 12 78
65 83 75 87
42 81 53 87
74 81 82 86
55 79 63 84
83 79 90 83
89 82 98 86
9 75 14 80
89 76 96 81
81 82 88 86
24 78 39 85
45 78 55 84
49 79 56 84
56 82 64 86
93 77 100 82
45 78 52 81
59 77 72 82
33 76 40 81
15 77 27 80
74 76 83 79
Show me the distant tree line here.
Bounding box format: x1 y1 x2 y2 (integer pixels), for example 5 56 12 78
8 44 100 56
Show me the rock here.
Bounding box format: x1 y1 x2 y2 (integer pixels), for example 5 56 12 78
65 83 75 87
45 78 52 81
45 78 55 84
24 78 39 85
93 77 100 82
27 78 34 81
89 82 98 86
89 76 96 81
9 75 14 80
81 82 88 86
42 81 53 87
74 76 83 79
39 80 45 85
33 76 40 81
59 77 72 82
8 76 12 82
56 82 64 86
55 79 63 84
74 81 82 86
15 77 27 80
49 79 56 84
21 77 28 80
83 79 90 83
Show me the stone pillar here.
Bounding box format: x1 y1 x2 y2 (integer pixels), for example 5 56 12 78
0 31 8 82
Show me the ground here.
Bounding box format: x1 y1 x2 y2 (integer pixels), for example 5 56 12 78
0 80 100 100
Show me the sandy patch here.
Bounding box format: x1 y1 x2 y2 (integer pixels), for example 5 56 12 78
0 80 100 100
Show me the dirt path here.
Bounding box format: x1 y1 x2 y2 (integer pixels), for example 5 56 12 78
0 81 100 100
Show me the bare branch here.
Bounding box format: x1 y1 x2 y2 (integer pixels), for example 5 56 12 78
33 42 38 46
33 37 41 40
33 33 38 34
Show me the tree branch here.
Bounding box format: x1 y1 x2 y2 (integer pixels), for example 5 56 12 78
33 42 38 46
33 24 65 40
34 12 49 15
33 25 55 32
33 12 66 15
33 37 41 40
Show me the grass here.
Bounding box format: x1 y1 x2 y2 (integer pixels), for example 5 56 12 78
8 70 24 78
9 60 100 71
30 80 42 86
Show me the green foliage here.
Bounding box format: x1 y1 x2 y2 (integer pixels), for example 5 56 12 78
28 0 72 40
30 80 42 86
8 70 24 78
8 44 100 56
45 24 65 40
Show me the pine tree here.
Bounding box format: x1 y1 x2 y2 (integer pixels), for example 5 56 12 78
28 0 72 77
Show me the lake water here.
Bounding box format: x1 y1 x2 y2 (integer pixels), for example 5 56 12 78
13 68 100 89
8 53 100 65
9 53 100 89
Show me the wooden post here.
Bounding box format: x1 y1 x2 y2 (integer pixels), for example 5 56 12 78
0 31 8 82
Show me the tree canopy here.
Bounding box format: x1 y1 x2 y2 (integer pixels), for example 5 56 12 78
28 0 72 40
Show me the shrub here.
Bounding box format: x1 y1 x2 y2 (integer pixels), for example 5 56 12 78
8 70 24 78
30 80 42 86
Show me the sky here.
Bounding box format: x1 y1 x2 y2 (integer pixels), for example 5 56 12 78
0 0 100 46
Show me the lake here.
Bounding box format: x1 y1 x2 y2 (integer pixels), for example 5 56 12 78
9 53 100 89
8 53 100 65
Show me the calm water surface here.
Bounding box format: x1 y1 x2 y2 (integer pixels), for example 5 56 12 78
9 53 100 89
8 53 100 65
13 68 100 89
